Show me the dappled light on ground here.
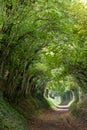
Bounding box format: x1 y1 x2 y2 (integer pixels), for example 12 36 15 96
54 105 69 112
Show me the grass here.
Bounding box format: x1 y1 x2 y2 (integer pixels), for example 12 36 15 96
0 93 51 130
45 97 59 108
0 94 27 130
70 99 87 122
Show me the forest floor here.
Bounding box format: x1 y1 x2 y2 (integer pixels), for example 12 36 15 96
28 106 87 130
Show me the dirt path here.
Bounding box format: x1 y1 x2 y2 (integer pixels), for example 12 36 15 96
29 106 87 130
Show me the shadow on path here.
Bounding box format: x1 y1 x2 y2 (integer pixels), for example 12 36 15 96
29 106 87 130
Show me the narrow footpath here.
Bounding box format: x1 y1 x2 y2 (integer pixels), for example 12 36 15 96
29 106 87 130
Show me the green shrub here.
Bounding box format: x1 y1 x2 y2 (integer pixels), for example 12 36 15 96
70 100 87 122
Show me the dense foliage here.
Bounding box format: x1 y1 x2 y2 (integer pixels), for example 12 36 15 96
0 0 87 103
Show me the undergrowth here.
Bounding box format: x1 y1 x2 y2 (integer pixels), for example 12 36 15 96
0 93 50 130
70 99 87 122
0 94 27 130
